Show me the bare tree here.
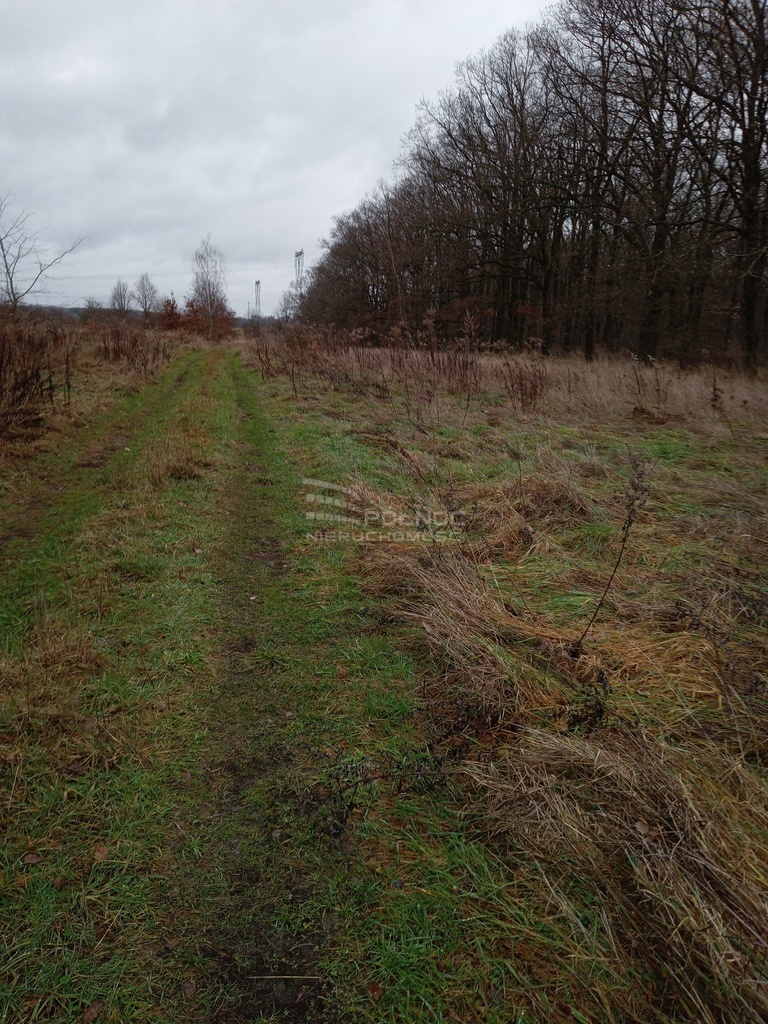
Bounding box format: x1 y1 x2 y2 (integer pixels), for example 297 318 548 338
188 235 231 339
680 0 768 368
299 0 767 364
277 280 303 324
110 279 131 318
0 193 82 310
131 272 159 319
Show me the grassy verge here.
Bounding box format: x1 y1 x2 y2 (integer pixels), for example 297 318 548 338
238 337 768 1023
2 345 484 1023
1 349 235 1022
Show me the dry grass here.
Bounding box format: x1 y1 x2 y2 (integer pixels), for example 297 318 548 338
0 605 145 798
142 439 210 488
0 612 107 692
245 325 768 433
0 311 178 447
349 462 768 1018
465 726 768 1023
266 328 768 1020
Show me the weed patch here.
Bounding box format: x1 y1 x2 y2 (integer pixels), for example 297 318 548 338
244 335 768 1023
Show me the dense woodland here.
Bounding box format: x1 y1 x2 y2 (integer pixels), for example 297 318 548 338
296 0 768 366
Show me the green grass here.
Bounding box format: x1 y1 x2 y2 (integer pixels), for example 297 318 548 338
1 350 232 1021
4 340 767 1022
237 342 768 1023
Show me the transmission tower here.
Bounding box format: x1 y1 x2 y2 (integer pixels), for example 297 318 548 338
254 280 261 317
294 249 304 286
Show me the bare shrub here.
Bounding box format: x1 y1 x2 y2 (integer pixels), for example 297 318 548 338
0 311 73 433
87 318 172 378
499 353 549 412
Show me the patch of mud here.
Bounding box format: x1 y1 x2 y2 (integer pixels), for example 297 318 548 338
214 928 325 1023
0 522 37 555
208 740 330 1022
194 369 338 1021
252 547 289 574
75 434 132 469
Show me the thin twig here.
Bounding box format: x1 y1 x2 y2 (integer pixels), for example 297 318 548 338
248 975 322 981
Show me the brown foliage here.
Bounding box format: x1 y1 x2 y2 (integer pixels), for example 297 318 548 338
158 296 182 332
0 309 69 432
182 298 236 341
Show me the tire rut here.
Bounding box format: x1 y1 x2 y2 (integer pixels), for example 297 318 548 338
0 351 203 561
201 359 333 1023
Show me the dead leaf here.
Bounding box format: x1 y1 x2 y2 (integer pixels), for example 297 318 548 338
635 818 659 839
82 999 104 1023
181 980 197 997
481 981 500 1004
93 845 109 862
368 982 385 1002
23 852 42 866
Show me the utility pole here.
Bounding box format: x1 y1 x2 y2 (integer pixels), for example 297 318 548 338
254 280 261 317
294 250 304 287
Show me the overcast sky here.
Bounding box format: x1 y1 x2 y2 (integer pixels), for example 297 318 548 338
1 0 548 317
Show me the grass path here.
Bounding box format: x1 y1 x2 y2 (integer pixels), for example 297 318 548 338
1 346 355 1022
1 346 463 1023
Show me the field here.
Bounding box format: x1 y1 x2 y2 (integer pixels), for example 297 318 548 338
1 320 767 1022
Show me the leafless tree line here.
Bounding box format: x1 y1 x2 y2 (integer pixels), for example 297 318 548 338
297 0 768 366
108 273 160 319
108 238 233 339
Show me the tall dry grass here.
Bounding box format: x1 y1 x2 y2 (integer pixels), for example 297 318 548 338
250 323 768 1016
265 326 768 1021
466 727 768 1022
0 310 175 439
351 466 768 1020
247 324 767 432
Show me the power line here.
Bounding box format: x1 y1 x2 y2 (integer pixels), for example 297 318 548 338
52 260 295 282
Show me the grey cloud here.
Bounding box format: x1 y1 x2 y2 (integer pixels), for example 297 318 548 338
1 0 546 315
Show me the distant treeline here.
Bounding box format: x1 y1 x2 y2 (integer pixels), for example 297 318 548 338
297 0 767 365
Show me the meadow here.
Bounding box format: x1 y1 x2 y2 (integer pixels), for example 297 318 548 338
1 314 766 1022
248 325 768 1023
